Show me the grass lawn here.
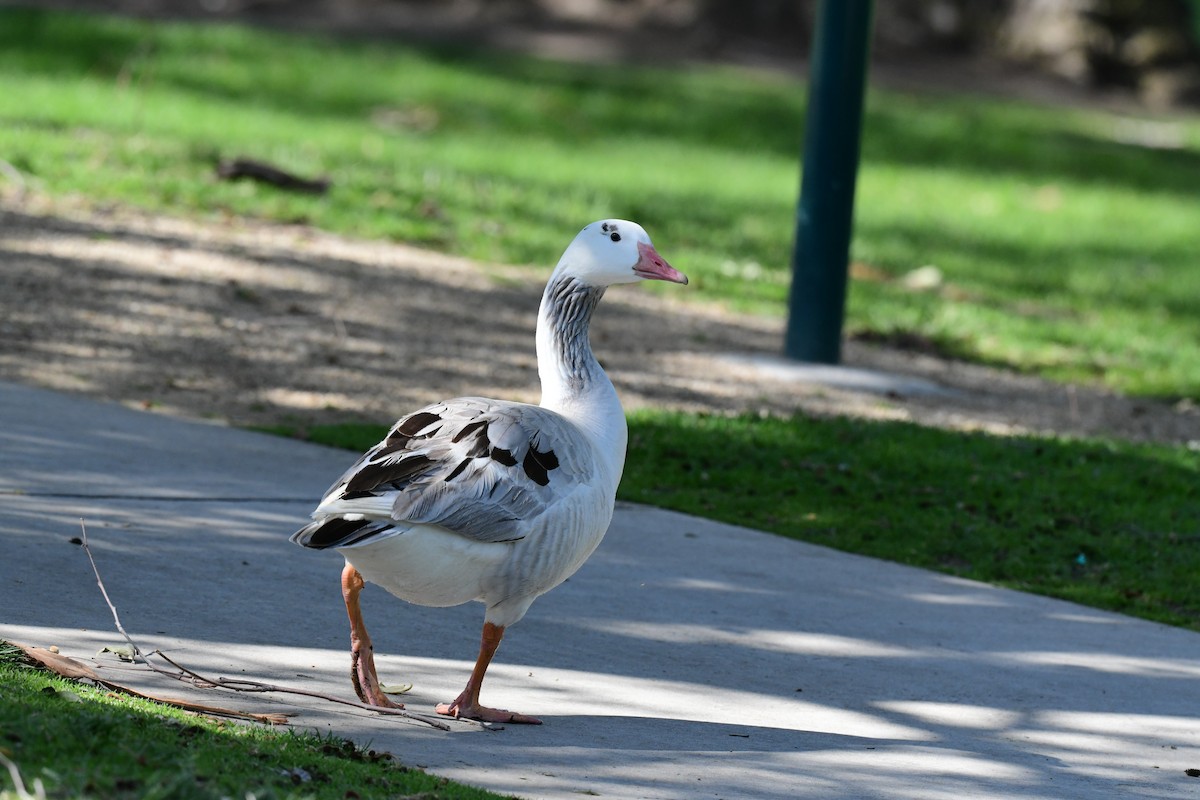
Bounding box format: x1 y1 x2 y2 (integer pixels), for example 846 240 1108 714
0 646 509 800
2 7 1200 399
2 6 1200 797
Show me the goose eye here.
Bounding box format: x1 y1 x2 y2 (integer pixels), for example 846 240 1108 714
610 232 621 242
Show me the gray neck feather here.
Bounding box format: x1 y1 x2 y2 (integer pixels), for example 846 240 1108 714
543 275 606 395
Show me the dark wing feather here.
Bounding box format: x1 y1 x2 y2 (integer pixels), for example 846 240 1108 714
291 517 393 549
303 397 597 545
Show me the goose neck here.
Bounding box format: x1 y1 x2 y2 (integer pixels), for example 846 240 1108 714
536 273 628 484
536 275 607 402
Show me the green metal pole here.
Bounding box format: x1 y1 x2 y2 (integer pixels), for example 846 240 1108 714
785 0 874 364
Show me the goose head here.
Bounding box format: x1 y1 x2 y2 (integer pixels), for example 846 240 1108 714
553 219 688 287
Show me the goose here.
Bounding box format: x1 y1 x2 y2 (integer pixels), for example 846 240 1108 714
292 220 687 724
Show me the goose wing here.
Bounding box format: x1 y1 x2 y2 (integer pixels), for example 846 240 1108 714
294 397 598 547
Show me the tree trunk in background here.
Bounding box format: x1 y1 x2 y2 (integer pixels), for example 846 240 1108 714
589 0 1200 106
999 0 1200 107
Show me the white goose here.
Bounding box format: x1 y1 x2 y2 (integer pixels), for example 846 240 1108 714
292 220 687 724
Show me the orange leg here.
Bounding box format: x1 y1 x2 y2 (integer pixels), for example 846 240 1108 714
341 563 402 709
436 622 541 725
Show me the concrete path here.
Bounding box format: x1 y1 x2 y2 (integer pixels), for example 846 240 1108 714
2 380 1199 800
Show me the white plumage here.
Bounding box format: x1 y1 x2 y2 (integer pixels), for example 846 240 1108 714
293 219 686 723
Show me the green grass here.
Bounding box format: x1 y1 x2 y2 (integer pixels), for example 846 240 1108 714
263 415 1200 632
623 411 1200 628
2 7 1199 398
0 645 509 800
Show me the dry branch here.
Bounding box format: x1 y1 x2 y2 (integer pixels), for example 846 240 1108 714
216 157 330 194
69 520 453 730
7 640 290 725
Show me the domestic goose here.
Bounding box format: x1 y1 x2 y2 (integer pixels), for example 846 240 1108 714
292 220 687 724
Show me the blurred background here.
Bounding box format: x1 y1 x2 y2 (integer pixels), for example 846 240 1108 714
19 0 1200 109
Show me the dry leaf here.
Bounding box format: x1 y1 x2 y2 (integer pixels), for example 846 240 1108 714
10 641 100 681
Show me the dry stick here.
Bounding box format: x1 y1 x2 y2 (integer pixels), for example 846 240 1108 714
215 158 330 194
92 678 292 726
151 650 457 730
8 639 288 725
76 520 455 731
79 519 143 662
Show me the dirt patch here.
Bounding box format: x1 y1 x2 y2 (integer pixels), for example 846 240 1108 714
1 195 1196 445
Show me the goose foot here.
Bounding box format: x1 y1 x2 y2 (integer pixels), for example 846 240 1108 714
342 563 404 710
436 621 541 724
350 644 403 709
436 696 541 725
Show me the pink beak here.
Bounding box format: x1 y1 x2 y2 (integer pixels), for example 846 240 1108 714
634 241 688 285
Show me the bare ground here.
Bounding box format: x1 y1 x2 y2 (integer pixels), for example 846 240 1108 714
2 194 1196 445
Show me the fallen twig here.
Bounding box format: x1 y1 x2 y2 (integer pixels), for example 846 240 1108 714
79 520 143 662
8 640 290 725
152 650 454 729
215 157 330 194
96 678 292 725
74 520 453 730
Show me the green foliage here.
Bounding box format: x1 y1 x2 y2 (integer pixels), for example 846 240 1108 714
1188 0 1200 42
1 8 1199 399
0 655 507 800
